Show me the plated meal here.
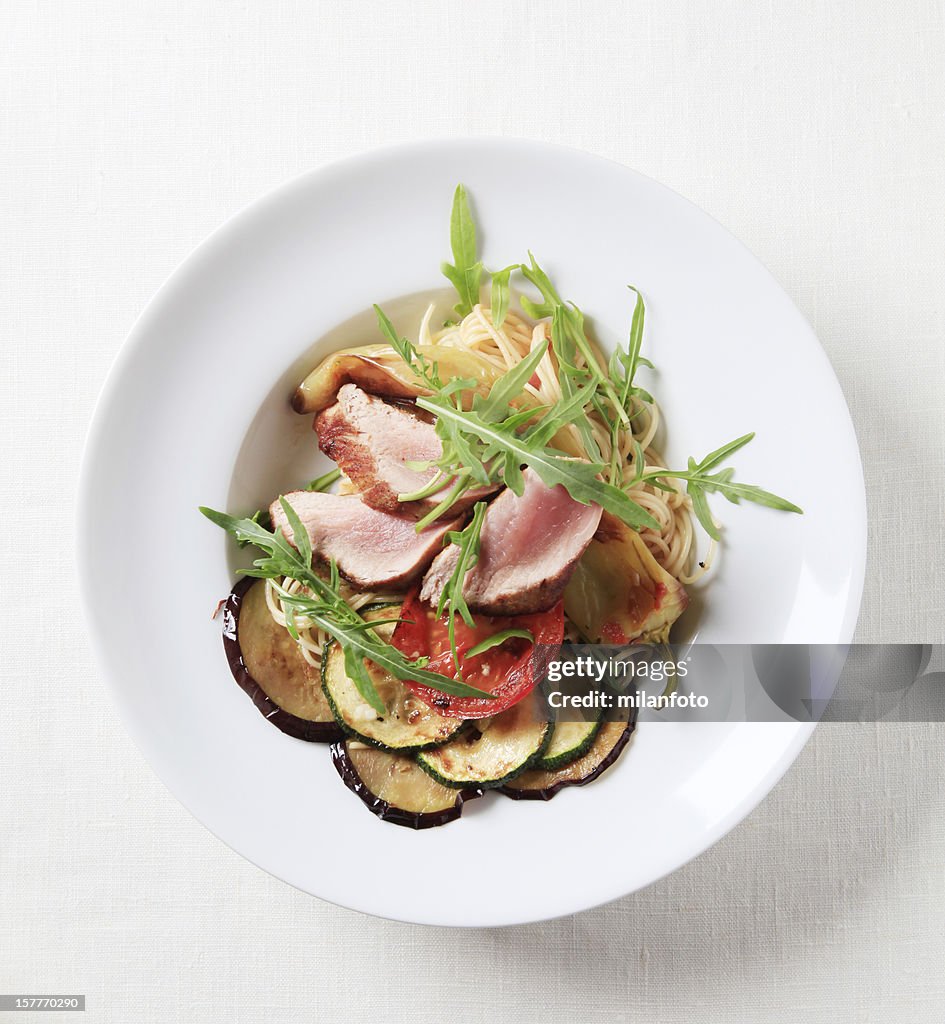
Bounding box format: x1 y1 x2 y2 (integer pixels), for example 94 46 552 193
202 186 801 829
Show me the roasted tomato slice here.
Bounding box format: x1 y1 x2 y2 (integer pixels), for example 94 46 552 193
391 588 564 719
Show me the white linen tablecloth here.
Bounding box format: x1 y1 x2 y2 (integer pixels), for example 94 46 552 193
2 1 944 1020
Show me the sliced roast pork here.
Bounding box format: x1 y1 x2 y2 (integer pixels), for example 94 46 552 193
270 490 464 591
420 469 603 615
316 384 495 518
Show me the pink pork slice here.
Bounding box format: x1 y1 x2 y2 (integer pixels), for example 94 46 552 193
315 384 495 518
270 490 463 591
420 469 603 615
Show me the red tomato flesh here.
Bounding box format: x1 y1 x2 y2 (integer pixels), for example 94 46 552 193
391 588 564 719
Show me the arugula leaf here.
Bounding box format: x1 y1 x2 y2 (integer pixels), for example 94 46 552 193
397 469 449 505
440 184 483 317
342 644 384 713
687 484 717 540
416 398 659 530
413 470 472 530
466 629 534 659
435 501 487 677
373 304 442 389
499 405 549 432
374 303 414 363
629 441 646 484
500 456 525 496
490 264 515 327
278 496 312 569
473 339 548 423
638 434 803 542
608 416 622 486
306 467 341 492
518 254 559 319
523 384 597 449
199 505 498 706
609 287 653 412
236 508 271 548
521 254 629 426
700 477 804 512
625 288 645 382
694 431 756 472
549 306 601 460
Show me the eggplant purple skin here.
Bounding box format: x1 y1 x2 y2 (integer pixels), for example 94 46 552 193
330 742 483 830
222 577 343 743
499 719 636 801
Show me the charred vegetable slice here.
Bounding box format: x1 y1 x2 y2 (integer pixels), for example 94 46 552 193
291 343 506 415
331 740 477 829
223 577 342 742
416 693 551 789
535 713 603 771
322 606 462 751
500 717 634 800
564 512 688 643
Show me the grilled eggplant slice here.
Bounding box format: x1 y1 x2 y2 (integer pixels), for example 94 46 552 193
535 713 603 772
331 740 478 829
564 512 688 643
416 693 551 789
223 577 342 742
322 606 462 751
501 717 634 800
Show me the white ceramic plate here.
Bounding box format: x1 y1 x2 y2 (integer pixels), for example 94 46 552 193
78 139 866 926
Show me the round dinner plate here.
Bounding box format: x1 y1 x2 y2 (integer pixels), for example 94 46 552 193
78 139 866 926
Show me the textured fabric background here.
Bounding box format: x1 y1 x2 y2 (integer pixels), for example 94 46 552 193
2 1 944 1021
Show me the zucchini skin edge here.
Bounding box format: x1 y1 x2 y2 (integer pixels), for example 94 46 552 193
535 716 604 772
499 719 635 801
416 718 553 790
320 632 463 753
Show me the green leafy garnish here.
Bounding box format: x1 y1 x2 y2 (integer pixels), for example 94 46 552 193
441 184 483 317
520 254 629 428
435 501 487 678
379 300 655 531
306 467 341 492
199 502 497 711
638 433 804 541
373 304 443 390
416 397 659 530
391 190 801 548
549 304 602 461
465 629 534 659
236 508 271 548
473 338 548 423
490 265 515 328
610 287 654 413
605 287 654 486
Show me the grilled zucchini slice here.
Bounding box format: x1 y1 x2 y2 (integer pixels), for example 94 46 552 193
322 605 462 752
501 717 634 800
535 713 603 771
416 693 551 789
